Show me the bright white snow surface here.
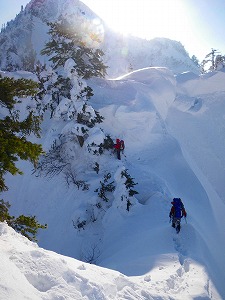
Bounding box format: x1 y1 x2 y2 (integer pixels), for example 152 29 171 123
2 66 225 299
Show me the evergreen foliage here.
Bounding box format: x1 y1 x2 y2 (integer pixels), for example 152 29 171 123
77 104 104 128
0 76 45 241
87 135 114 156
121 169 138 197
120 169 138 211
37 19 107 121
0 75 43 191
0 76 38 109
93 162 100 174
34 64 73 118
95 173 115 202
72 218 86 231
41 20 107 79
101 135 114 150
36 55 103 125
34 43 106 191
0 199 47 242
0 199 12 223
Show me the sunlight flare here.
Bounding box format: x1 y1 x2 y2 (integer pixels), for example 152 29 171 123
82 0 191 41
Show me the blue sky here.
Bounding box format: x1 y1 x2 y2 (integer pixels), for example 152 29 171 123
0 0 30 27
1 0 225 61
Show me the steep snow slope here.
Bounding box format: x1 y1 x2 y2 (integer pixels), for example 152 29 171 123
0 220 221 300
0 223 157 300
2 67 225 299
89 68 225 297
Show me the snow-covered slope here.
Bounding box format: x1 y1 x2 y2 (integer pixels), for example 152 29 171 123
0 0 199 77
0 218 221 300
0 222 157 300
2 66 225 299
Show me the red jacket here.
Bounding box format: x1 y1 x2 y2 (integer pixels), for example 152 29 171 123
114 139 121 150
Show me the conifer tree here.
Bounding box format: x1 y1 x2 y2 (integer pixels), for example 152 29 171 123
201 49 225 73
0 199 47 242
0 75 43 191
36 18 106 136
35 18 110 217
0 75 46 241
41 20 107 78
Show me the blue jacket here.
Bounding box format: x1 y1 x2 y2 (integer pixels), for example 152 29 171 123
169 198 186 219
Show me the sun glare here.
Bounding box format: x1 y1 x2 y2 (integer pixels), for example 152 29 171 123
82 0 191 41
81 0 211 58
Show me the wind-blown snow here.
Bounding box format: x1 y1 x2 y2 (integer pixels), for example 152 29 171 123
2 65 225 299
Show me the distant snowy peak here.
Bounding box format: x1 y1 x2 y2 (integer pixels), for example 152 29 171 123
107 37 199 77
0 0 199 76
25 0 96 23
0 0 98 71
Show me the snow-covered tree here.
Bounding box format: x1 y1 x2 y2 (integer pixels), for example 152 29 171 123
215 54 225 70
35 19 107 188
41 20 107 78
201 48 225 73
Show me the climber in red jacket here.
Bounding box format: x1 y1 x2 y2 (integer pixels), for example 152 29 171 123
114 138 125 160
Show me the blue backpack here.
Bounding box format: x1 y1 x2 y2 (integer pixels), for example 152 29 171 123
172 198 184 218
